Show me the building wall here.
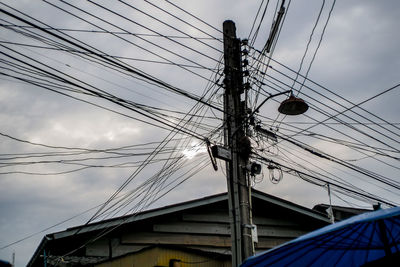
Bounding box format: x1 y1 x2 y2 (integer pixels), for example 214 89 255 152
95 247 230 267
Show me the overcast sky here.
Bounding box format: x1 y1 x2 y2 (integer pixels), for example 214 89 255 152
1 0 400 265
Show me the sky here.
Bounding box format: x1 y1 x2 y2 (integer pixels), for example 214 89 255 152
1 0 400 265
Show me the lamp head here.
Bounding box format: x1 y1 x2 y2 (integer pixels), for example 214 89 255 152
278 93 309 115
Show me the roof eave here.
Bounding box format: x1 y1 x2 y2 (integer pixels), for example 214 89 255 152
26 235 52 267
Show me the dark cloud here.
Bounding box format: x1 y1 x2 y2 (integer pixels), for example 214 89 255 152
1 1 399 265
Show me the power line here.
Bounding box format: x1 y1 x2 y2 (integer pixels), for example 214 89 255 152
144 0 223 46
255 66 400 152
0 5 224 114
290 0 326 90
0 23 221 40
297 0 336 94
0 47 207 140
273 131 400 190
56 157 210 262
82 0 221 64
255 117 400 159
248 76 396 159
275 142 400 196
117 0 222 54
42 0 221 83
250 0 291 109
249 47 400 135
1 40 216 70
253 119 400 192
247 0 270 46
164 0 222 34
81 47 224 230
254 153 398 207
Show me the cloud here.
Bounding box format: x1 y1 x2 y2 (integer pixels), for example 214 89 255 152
1 1 399 266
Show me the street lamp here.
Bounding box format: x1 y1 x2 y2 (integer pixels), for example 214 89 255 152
252 90 309 118
278 92 309 115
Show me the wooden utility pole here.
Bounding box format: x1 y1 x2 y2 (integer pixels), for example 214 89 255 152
223 20 253 266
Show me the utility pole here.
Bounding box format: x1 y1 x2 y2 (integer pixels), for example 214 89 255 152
223 20 253 266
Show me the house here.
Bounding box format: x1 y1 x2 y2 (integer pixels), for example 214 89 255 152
28 190 333 266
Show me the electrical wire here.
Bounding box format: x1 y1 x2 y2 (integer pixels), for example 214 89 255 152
297 0 336 94
254 153 398 207
251 66 400 154
0 23 221 40
42 0 221 83
0 5 224 114
248 0 270 46
118 0 222 54
290 0 325 90
249 46 400 136
164 0 223 34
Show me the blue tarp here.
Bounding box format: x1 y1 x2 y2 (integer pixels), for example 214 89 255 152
241 207 400 267
0 260 12 267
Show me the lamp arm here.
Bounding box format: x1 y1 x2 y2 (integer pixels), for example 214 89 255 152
251 90 291 117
